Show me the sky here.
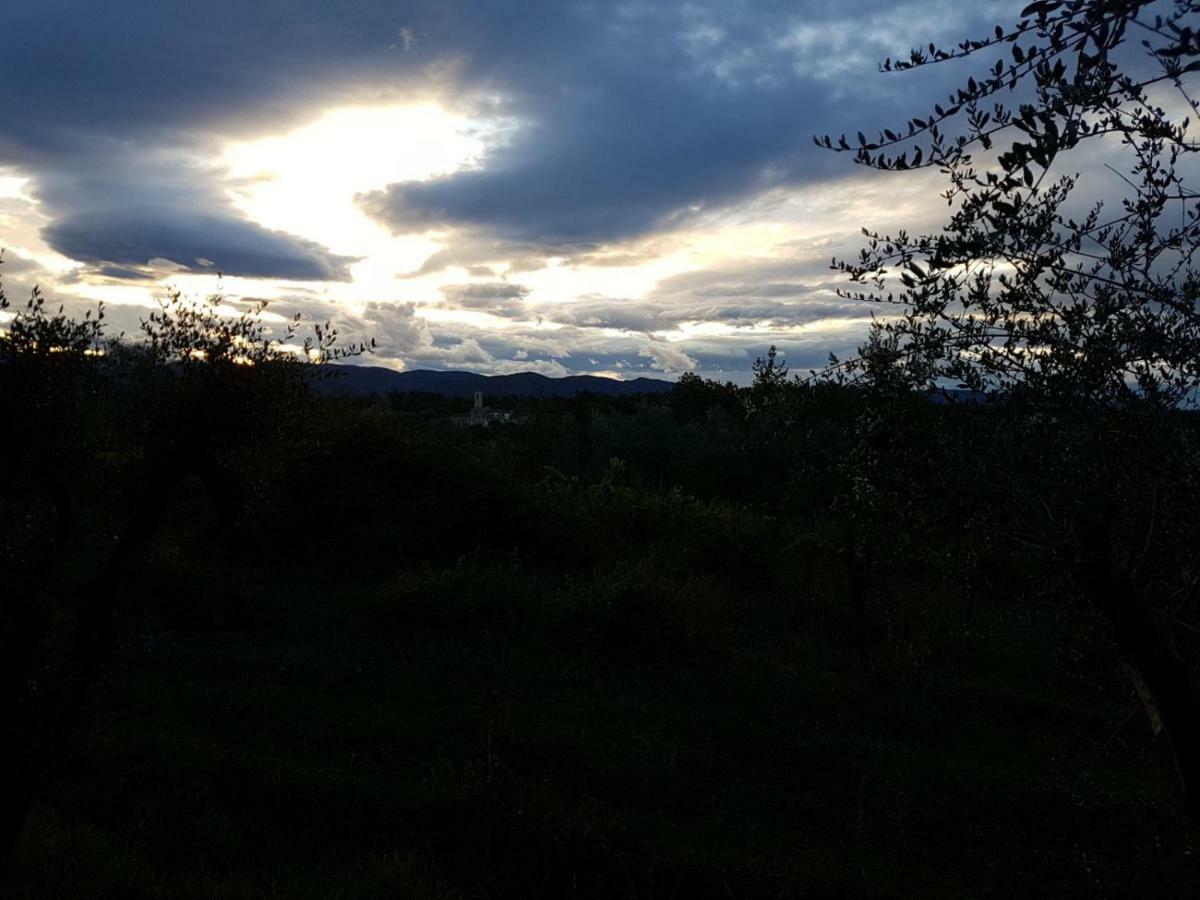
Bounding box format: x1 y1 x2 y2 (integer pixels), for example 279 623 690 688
0 0 999 382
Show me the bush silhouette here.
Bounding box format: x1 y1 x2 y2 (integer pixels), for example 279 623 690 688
0 270 369 866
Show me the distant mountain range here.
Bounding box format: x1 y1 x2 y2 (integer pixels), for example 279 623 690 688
316 365 677 398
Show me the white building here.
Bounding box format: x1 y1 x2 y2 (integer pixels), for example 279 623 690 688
457 391 513 427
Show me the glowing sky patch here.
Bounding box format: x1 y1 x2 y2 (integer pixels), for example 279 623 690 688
223 104 501 273
0 174 30 200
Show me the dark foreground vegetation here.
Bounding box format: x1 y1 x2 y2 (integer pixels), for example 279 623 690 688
4 314 1200 896
9 0 1200 894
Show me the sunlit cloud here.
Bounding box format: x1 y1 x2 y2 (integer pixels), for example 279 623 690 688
222 103 507 264
0 0 999 381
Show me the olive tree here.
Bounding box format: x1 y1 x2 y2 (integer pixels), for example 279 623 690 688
820 0 1200 816
824 0 1200 404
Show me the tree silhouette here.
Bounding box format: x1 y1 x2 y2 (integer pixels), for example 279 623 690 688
752 345 789 387
0 271 370 867
823 0 1200 406
746 345 792 422
822 0 1200 816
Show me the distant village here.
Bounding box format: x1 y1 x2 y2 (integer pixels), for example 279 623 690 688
451 391 523 428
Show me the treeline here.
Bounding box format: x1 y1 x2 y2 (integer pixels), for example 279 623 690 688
5 300 1200 892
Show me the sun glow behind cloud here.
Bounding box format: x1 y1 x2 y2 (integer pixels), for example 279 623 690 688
0 174 30 200
2 0 1014 379
222 104 502 286
0 170 84 277
218 100 864 340
16 106 934 380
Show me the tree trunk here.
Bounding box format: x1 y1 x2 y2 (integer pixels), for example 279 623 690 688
1074 515 1200 821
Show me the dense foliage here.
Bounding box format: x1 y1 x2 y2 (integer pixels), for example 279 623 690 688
4 289 1200 892
823 0 1200 407
817 0 1200 820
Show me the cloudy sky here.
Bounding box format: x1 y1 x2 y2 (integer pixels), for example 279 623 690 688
0 0 996 381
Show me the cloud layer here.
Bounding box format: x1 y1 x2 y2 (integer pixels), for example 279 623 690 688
0 0 1000 378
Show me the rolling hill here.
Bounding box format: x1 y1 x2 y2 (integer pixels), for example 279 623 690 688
316 365 676 398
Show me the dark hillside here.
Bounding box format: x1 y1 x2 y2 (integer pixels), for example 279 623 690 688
316 365 676 398
6 362 1200 898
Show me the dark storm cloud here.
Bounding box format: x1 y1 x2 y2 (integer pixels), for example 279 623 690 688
1 0 433 277
0 0 990 274
358 0 991 248
44 210 357 281
0 1 423 152
19 153 359 281
359 4 846 245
